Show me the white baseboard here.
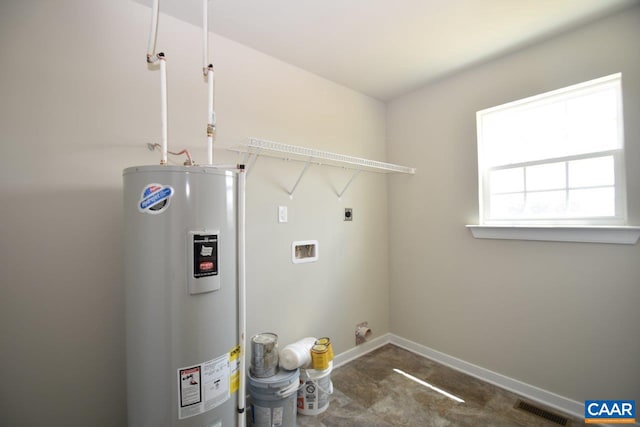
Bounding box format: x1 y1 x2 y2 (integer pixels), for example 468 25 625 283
388 334 585 419
333 333 392 368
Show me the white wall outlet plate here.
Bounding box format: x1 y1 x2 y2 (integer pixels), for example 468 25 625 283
278 206 288 223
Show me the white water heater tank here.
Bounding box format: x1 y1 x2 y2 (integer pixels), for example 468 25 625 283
123 165 239 427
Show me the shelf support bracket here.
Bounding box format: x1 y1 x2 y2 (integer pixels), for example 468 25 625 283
337 170 361 199
238 151 251 165
245 152 260 177
288 158 312 198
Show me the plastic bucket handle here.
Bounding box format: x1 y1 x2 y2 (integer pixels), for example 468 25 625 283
315 380 333 396
276 380 300 398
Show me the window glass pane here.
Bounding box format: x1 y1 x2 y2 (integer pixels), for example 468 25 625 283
518 101 565 163
568 156 614 188
482 101 566 166
477 73 624 224
568 188 615 217
526 162 565 192
567 88 617 122
490 168 523 194
489 194 524 219
566 88 620 153
481 111 519 166
480 77 621 167
525 190 566 218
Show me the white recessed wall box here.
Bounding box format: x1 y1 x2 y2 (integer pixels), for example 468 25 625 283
292 240 319 264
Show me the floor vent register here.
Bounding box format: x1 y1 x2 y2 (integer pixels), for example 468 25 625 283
514 399 571 426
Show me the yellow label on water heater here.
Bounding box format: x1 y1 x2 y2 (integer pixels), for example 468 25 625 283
229 345 241 393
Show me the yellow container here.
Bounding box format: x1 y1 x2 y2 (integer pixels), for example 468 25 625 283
311 344 329 370
315 337 334 361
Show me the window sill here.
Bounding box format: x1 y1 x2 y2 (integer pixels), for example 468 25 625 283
466 225 640 245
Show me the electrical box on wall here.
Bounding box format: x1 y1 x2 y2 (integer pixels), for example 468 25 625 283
292 240 318 264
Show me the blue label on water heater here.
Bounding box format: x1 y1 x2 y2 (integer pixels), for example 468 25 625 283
138 183 174 214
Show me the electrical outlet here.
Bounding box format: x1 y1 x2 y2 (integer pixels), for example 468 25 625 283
344 208 353 221
278 206 288 223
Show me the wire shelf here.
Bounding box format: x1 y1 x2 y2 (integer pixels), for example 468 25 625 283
227 137 416 197
236 137 415 174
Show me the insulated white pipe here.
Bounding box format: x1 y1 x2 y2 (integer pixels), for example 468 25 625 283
146 0 160 62
237 165 247 427
202 0 209 73
159 53 168 165
203 0 215 164
207 67 215 164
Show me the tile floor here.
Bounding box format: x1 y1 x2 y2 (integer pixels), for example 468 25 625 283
295 344 584 426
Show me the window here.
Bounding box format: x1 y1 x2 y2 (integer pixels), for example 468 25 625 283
476 73 626 226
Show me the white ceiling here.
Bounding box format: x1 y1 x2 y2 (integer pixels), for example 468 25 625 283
138 0 637 101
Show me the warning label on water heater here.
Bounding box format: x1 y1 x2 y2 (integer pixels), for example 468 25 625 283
177 347 240 420
229 345 241 394
193 234 218 278
179 366 202 407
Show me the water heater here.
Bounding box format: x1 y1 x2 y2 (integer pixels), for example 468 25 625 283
123 165 239 427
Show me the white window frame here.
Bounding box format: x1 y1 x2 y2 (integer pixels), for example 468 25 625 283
468 73 640 244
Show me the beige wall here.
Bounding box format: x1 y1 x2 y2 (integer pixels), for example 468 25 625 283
0 0 388 425
387 5 640 407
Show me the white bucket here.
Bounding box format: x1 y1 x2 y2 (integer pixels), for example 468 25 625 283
248 368 299 427
297 361 333 416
